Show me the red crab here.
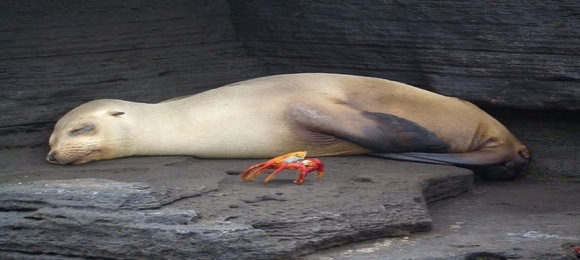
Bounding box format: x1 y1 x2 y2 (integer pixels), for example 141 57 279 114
241 151 325 184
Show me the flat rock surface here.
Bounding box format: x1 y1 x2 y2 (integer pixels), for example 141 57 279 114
0 147 472 259
306 179 580 260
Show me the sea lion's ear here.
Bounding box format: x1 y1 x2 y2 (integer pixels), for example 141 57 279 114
109 111 125 117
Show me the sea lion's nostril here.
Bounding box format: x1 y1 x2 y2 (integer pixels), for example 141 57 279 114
47 152 57 163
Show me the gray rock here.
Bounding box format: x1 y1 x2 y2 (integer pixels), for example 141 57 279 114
0 178 161 210
0 156 473 259
0 0 265 149
1 208 274 259
229 1 579 110
305 179 580 260
0 178 278 259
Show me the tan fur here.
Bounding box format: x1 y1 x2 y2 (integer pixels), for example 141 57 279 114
47 73 528 166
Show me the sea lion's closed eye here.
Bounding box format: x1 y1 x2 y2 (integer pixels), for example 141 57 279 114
69 124 95 136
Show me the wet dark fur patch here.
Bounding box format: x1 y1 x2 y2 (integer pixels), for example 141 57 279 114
354 112 449 153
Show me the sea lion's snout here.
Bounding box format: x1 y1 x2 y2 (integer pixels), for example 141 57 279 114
46 151 57 163
46 151 65 164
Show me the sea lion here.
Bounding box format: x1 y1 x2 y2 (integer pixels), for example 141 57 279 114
47 73 531 179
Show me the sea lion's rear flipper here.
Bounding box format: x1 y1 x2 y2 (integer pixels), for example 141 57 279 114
289 101 449 153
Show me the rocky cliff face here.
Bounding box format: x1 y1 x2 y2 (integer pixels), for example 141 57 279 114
229 1 579 110
1 1 578 148
0 0 265 148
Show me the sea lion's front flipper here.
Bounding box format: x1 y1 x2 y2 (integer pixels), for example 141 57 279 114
369 153 452 165
289 101 449 153
371 151 520 180
370 150 512 167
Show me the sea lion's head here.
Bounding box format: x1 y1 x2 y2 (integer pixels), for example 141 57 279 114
47 100 129 165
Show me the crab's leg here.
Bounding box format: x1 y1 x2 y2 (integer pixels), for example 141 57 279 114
293 165 310 184
312 159 325 180
262 162 291 184
244 161 287 182
241 162 267 181
242 166 271 182
292 159 325 184
241 163 265 176
315 168 325 181
242 161 281 182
